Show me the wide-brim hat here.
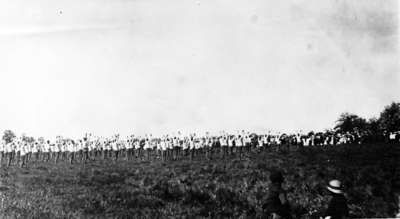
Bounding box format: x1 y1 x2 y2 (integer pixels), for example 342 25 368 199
327 180 343 194
270 170 284 183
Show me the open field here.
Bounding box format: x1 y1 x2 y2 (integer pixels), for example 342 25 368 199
0 144 398 218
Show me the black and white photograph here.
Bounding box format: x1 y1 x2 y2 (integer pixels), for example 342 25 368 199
0 0 399 218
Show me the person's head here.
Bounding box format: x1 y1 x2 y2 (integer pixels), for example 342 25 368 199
327 179 343 195
270 170 284 184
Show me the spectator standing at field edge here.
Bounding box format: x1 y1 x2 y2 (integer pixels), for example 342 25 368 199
262 170 292 219
322 179 349 219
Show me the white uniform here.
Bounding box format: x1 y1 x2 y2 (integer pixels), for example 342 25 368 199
134 140 140 150
160 140 166 151
389 133 396 140
20 143 27 156
296 135 301 145
120 140 126 150
67 142 74 152
323 137 329 146
276 136 281 145
45 142 51 152
32 143 38 153
55 143 60 153
219 138 224 147
237 137 243 147
127 140 133 150
173 138 179 147
167 140 173 149
194 140 200 149
144 140 150 150
182 140 188 150
263 136 268 146
189 139 194 149
303 138 310 146
4 143 9 153
228 138 233 147
244 136 250 145
112 141 118 151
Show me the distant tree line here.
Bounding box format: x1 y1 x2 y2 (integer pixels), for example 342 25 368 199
334 102 400 142
2 102 400 144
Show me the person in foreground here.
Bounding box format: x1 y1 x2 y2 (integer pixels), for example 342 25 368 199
263 170 292 219
322 179 349 219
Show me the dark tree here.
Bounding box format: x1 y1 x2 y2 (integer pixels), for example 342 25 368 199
379 102 400 133
367 117 381 135
22 134 35 143
362 117 384 143
38 137 45 144
335 113 368 133
2 130 16 144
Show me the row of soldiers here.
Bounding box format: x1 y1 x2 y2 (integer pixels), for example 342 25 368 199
0 130 379 167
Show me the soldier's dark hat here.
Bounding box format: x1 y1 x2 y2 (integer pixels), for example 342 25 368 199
270 170 284 183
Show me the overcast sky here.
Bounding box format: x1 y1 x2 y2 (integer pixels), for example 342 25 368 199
0 0 398 139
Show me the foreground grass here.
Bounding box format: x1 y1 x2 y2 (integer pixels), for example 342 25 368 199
0 144 398 218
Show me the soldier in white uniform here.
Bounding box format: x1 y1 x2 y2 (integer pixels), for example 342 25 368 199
4 141 11 166
8 141 16 167
83 137 91 163
227 135 233 156
302 136 310 147
257 136 263 152
159 138 166 161
166 138 173 161
0 140 4 166
44 140 51 162
389 132 397 143
189 137 195 160
15 140 21 166
198 137 206 159
126 138 133 161
20 141 28 167
133 138 139 160
76 140 83 162
181 137 188 157
103 139 109 160
54 140 62 164
154 138 161 160
262 135 268 151
68 140 75 164
3 141 8 166
49 141 56 162
236 135 244 160
203 136 210 160
118 139 126 161
244 135 251 154
172 137 180 160
144 138 151 161
111 139 118 161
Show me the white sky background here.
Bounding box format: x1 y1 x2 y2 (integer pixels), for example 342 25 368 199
0 0 398 139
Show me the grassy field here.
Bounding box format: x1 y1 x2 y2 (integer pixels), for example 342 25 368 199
0 144 398 218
